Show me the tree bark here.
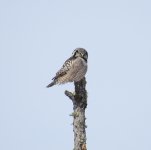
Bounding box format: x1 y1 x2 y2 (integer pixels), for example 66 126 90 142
65 77 87 150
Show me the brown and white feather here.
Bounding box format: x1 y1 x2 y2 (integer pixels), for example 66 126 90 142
55 57 87 84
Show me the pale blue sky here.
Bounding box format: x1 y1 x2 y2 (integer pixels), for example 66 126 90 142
0 0 151 150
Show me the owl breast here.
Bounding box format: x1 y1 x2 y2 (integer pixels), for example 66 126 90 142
57 57 87 84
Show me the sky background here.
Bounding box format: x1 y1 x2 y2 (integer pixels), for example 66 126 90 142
0 0 151 150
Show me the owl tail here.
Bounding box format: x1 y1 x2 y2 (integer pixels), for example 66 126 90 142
46 81 56 88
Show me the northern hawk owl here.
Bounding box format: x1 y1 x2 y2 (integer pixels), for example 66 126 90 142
46 48 88 88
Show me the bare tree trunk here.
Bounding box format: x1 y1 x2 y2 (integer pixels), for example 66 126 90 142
65 77 87 150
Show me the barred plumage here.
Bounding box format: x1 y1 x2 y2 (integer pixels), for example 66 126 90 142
46 48 88 88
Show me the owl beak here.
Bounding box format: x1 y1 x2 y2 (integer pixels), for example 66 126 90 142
80 53 83 57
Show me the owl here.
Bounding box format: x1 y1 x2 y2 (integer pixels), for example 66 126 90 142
46 48 88 88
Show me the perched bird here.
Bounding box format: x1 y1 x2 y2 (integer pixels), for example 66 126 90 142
46 48 88 88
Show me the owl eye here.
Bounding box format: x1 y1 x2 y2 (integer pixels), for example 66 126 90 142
72 50 80 57
79 52 83 56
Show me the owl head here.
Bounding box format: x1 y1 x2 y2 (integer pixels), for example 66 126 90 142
72 48 88 62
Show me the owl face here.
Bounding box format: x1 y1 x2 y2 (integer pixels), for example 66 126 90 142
72 48 88 62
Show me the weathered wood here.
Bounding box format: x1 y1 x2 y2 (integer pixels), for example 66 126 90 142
65 77 87 150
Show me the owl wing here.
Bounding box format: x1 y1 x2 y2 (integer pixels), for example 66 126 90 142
52 56 74 80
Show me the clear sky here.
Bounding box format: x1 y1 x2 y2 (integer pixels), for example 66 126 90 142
0 0 151 150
